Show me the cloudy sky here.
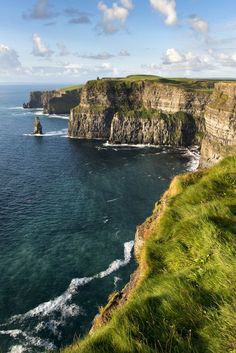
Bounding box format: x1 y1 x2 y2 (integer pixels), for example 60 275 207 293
1 0 236 83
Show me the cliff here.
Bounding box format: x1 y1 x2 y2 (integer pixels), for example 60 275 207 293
23 87 82 115
68 77 236 166
200 82 236 166
68 79 209 146
63 155 236 353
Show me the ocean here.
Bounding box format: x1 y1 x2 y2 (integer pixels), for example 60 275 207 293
0 84 199 353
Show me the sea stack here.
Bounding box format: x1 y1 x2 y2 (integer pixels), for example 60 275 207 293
33 117 43 135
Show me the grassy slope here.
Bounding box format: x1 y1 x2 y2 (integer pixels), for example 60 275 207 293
63 156 236 353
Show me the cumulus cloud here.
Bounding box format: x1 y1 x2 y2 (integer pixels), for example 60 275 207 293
189 15 209 33
150 0 177 26
120 0 134 10
0 44 22 74
97 0 134 34
163 48 184 64
161 48 213 72
23 0 57 20
32 34 53 57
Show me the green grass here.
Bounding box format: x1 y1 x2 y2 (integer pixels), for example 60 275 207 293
62 155 236 353
59 84 84 92
86 75 223 93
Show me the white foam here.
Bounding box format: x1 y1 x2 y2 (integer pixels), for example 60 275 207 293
114 276 121 288
184 146 200 171
103 141 164 149
23 129 68 137
0 329 56 352
9 345 26 353
0 330 23 338
37 112 69 120
107 198 118 203
8 106 24 110
9 241 134 324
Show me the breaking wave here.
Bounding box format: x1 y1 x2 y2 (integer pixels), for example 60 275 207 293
0 241 134 353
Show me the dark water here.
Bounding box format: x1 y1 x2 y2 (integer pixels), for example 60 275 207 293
0 85 198 353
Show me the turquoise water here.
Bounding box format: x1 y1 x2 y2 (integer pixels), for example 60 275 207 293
0 85 198 353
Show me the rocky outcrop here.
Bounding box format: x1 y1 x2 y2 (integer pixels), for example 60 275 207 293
33 117 43 135
200 82 236 167
23 88 82 115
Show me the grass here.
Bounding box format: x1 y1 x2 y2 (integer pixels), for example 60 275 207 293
62 155 236 353
59 84 84 92
85 75 223 93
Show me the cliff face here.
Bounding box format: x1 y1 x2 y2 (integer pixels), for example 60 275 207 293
68 80 209 145
23 91 53 109
23 88 82 115
200 82 236 166
109 111 197 146
68 79 236 166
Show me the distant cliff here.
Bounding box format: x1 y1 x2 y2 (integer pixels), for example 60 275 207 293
23 87 82 115
68 77 236 165
24 76 236 166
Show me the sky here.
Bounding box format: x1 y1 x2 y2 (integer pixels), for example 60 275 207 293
1 0 236 83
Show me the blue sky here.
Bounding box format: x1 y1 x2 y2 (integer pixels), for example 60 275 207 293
1 0 236 83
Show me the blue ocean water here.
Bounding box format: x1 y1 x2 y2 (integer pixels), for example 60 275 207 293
0 85 199 353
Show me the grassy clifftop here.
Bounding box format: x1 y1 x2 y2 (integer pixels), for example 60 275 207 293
63 155 236 353
61 75 226 94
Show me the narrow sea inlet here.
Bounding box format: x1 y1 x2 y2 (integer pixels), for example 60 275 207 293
0 85 198 353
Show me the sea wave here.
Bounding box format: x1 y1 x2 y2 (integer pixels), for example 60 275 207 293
37 112 69 120
2 241 134 352
103 141 165 149
184 146 200 171
0 329 55 353
8 107 43 111
103 142 200 171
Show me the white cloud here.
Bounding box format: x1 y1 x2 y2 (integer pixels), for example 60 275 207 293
215 52 236 67
32 34 53 57
97 0 133 34
189 15 209 33
163 48 184 64
0 44 22 74
161 48 213 72
150 0 177 26
120 0 134 10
